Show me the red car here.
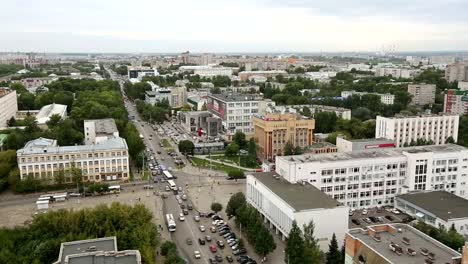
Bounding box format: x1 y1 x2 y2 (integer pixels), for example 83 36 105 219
209 245 217 253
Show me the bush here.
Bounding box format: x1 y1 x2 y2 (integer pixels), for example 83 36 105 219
228 170 245 179
211 202 223 213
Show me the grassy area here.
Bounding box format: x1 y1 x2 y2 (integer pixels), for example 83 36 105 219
161 138 172 148
210 154 260 169
190 157 246 174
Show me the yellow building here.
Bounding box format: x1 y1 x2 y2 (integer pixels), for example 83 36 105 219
253 113 315 160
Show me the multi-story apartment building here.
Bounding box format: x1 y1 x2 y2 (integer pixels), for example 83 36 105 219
179 65 232 77
253 113 315 160
444 89 468 115
407 83 436 106
375 114 459 147
17 137 130 183
207 93 264 139
0 88 17 128
170 86 187 108
374 66 419 79
341 90 395 105
445 62 468 82
84 119 119 145
275 144 468 209
238 70 287 81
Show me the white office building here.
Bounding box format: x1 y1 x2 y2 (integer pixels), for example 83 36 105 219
246 173 348 251
262 104 352 120
207 93 265 139
341 90 395 105
375 114 459 147
145 86 187 108
0 88 18 128
275 144 468 209
179 65 232 77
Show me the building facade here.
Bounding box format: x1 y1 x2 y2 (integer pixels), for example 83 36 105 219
178 111 222 137
207 93 264 138
253 113 315 160
179 65 233 77
408 83 436 106
246 173 348 251
12 77 55 88
444 89 468 115
375 114 459 147
262 104 352 120
17 137 130 183
0 88 17 128
336 137 395 152
128 66 158 79
445 62 468 82
238 70 287 81
341 90 395 105
275 144 468 209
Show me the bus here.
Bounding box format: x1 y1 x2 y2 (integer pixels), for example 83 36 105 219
109 185 121 193
163 170 174 180
166 214 177 232
167 180 177 191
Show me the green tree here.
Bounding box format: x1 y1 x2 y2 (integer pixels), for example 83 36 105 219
45 114 62 128
303 221 321 264
352 107 372 121
233 131 247 149
7 116 16 127
178 140 195 156
285 221 305 264
284 141 295 156
226 192 246 217
302 106 312 117
160 241 177 256
201 103 208 111
314 112 338 133
211 202 223 213
228 170 245 180
326 233 342 264
54 169 65 186
225 143 239 157
255 227 276 257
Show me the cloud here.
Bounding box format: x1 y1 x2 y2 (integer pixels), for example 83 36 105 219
0 0 467 52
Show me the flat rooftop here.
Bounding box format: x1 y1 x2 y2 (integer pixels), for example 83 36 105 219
346 137 395 143
17 137 128 155
277 144 467 164
250 172 342 211
209 93 263 102
348 224 461 264
85 119 118 135
57 237 117 264
397 191 468 221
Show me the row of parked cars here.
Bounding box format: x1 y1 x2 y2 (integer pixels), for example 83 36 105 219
196 214 256 264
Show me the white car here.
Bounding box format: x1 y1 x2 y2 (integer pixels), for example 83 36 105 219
362 209 368 215
392 209 401 215
194 215 200 222
179 213 185 221
194 251 201 259
199 225 206 232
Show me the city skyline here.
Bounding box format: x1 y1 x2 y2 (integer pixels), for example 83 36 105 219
2 0 468 53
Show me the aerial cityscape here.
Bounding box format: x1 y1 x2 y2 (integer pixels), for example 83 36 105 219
1 1 468 264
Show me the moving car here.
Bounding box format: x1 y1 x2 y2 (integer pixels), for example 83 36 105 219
198 238 205 245
209 245 217 253
179 213 185 221
199 225 206 232
194 250 201 259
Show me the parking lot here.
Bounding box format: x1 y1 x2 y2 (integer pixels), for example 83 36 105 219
348 206 411 229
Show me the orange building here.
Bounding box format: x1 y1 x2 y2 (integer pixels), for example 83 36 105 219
253 113 314 160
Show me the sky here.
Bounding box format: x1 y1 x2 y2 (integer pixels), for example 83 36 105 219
1 0 468 53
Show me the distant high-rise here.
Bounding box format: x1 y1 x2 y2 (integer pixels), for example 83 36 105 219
445 62 468 82
181 51 190 64
407 83 436 106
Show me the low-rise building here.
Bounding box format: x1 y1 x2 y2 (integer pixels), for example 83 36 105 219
408 83 436 106
179 65 233 77
246 173 348 251
128 66 158 79
262 104 352 120
0 88 18 128
444 89 468 115
17 136 130 183
12 77 55 88
345 224 462 264
336 137 395 152
36 103 68 128
53 236 141 264
145 87 187 108
395 191 468 236
341 90 395 105
238 70 287 82
275 144 468 209
253 113 315 160
84 119 119 145
375 114 459 147
308 142 338 154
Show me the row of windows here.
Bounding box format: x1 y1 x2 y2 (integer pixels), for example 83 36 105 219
20 151 128 163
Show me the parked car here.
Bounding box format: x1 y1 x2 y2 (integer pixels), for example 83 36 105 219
363 218 372 224
186 238 192 245
215 254 223 262
194 251 201 259
362 209 368 215
209 245 217 253
210 226 217 233
198 238 206 245
226 255 234 262
199 225 206 232
385 215 394 221
187 203 193 210
194 215 200 222
217 240 225 249
391 209 401 215
369 216 378 223
206 235 212 242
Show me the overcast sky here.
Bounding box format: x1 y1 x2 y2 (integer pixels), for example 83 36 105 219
1 0 468 53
